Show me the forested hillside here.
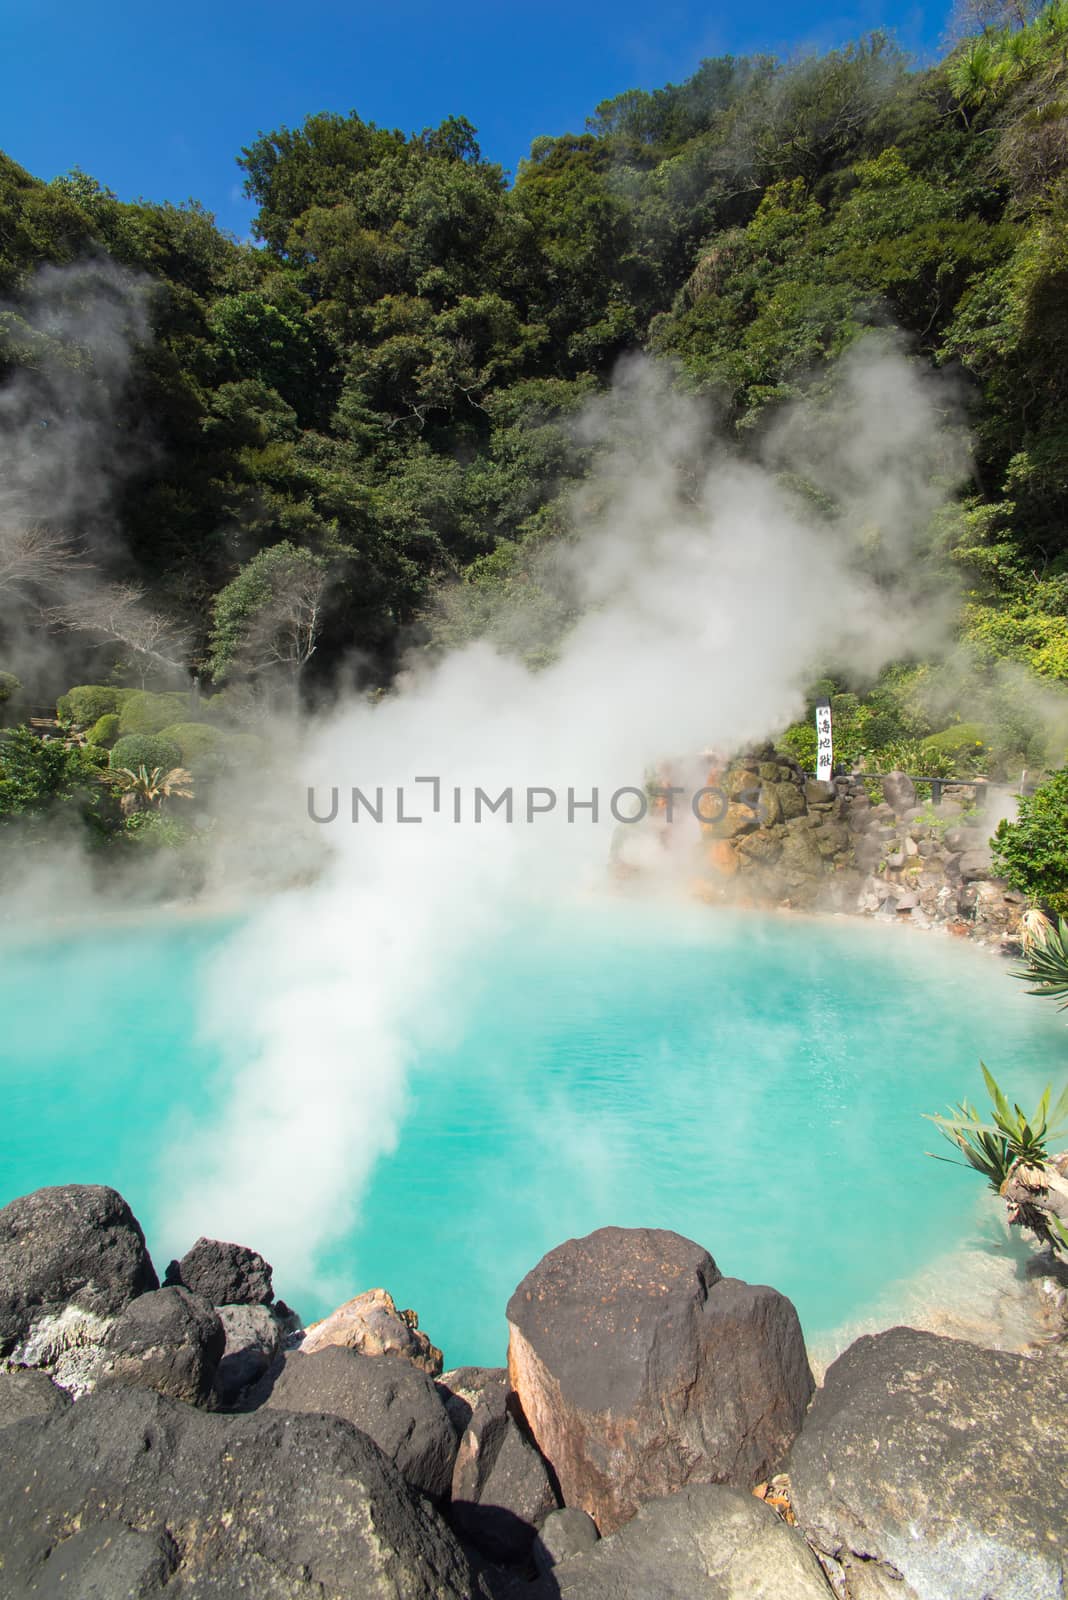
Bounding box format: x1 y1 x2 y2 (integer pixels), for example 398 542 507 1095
2 4 1068 781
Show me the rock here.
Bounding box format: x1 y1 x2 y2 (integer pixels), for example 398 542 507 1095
766 780 806 821
893 892 917 911
93 1285 224 1407
0 1185 157 1364
438 1365 509 1437
884 850 905 869
0 1369 70 1429
805 779 837 806
959 849 993 881
0 1383 487 1599
533 1508 600 1575
506 1227 813 1534
881 771 916 813
790 1326 1068 1600
735 828 782 864
24 1519 177 1598
301 1286 443 1375
164 1234 273 1306
726 768 761 803
451 1388 559 1562
256 1346 457 1500
215 1302 283 1404
720 801 758 837
551 1484 833 1599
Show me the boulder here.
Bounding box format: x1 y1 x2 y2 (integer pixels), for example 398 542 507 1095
0 1369 70 1429
438 1365 509 1436
215 1302 284 1404
21 1519 177 1598
164 1235 273 1306
0 1383 488 1598
550 1484 833 1599
959 849 994 881
506 1228 813 1534
805 779 837 807
789 1326 1068 1600
451 1387 559 1562
881 771 916 813
301 1286 443 1375
93 1285 224 1407
256 1346 457 1500
0 1185 157 1372
533 1507 600 1575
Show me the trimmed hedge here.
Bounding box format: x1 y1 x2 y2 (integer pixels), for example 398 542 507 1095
921 722 989 759
56 685 132 728
156 721 223 770
0 671 21 705
109 734 183 773
118 691 194 737
86 712 121 749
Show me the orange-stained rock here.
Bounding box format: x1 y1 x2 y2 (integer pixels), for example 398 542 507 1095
705 839 739 875
301 1287 442 1375
506 1228 813 1535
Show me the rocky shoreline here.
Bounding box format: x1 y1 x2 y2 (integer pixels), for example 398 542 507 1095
1 1183 1065 1598
615 750 1028 949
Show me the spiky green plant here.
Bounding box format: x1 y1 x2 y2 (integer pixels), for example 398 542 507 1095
925 1064 1068 1191
1014 912 1068 1007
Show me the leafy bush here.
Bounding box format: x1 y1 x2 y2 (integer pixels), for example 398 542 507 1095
117 691 194 737
921 722 990 772
0 671 21 705
109 734 183 774
156 721 224 771
992 767 1068 913
124 810 196 848
0 727 103 828
56 685 130 728
86 712 121 748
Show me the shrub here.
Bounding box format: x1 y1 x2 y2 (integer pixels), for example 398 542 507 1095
118 690 193 737
156 721 224 771
0 671 21 706
86 712 121 749
992 767 1068 913
124 810 195 848
921 722 990 770
0 726 103 828
109 734 183 773
56 684 131 728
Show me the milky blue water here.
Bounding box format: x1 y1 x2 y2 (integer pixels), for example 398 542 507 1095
2 900 1065 1368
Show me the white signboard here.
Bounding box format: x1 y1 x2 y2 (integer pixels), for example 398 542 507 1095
815 701 833 782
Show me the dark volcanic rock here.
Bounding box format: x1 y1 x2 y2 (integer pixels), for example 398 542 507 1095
550 1484 832 1599
0 1369 71 1429
165 1234 274 1306
256 1346 458 1500
215 1302 284 1404
532 1508 600 1575
451 1388 560 1562
94 1285 224 1406
438 1365 509 1436
0 1185 157 1360
0 1383 488 1598
25 1519 177 1598
789 1326 1068 1599
506 1227 813 1533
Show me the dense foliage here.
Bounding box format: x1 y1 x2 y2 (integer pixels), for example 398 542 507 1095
3 4 1068 808
993 766 1068 908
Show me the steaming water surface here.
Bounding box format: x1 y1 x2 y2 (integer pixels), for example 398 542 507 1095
2 900 1064 1366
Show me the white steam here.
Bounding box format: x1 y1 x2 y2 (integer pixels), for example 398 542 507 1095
161 340 971 1301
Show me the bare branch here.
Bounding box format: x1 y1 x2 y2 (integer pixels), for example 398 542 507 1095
0 523 88 596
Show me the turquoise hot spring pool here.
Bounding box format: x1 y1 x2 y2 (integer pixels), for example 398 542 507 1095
2 898 1064 1367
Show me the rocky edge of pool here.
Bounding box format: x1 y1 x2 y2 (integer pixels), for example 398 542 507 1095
1 1185 1066 1599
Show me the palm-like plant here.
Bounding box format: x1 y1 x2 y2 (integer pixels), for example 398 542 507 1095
1014 910 1068 1007
104 764 194 817
926 1063 1068 1188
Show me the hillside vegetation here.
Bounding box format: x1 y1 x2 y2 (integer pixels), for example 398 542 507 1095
3 4 1068 791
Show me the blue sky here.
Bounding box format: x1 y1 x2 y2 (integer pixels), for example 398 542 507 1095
3 0 946 237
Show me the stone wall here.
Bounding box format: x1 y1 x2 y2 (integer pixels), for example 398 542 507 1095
674 751 1026 945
